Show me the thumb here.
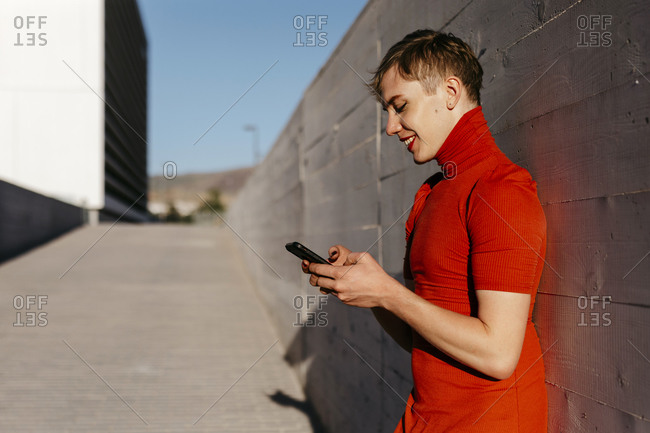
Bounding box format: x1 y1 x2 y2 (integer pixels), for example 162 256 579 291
329 244 350 258
345 251 367 265
328 244 351 265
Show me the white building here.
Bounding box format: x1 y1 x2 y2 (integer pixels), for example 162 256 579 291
0 0 148 260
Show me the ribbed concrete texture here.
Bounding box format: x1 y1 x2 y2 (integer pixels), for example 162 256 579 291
228 0 650 432
0 225 316 432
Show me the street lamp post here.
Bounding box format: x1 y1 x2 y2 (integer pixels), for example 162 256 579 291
243 124 260 165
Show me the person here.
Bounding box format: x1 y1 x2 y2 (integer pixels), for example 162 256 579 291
302 29 548 432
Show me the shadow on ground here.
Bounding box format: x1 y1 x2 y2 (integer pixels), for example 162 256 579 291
268 390 327 433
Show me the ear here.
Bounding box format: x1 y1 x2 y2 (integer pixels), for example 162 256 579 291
444 76 462 110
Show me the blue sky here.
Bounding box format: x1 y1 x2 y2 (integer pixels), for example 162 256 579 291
137 0 368 176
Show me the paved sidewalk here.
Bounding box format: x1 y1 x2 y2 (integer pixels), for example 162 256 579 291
0 224 314 432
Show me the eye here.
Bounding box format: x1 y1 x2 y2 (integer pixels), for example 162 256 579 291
395 102 407 113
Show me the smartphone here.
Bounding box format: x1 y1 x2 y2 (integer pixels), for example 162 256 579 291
285 242 330 265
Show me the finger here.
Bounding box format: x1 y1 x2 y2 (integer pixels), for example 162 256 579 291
328 245 351 263
327 246 340 264
309 274 325 287
310 273 335 291
308 262 336 278
335 244 351 255
301 259 310 273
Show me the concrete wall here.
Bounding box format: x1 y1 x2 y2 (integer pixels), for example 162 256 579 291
0 180 83 263
228 0 650 431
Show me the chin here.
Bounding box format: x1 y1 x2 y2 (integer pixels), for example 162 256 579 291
412 154 435 165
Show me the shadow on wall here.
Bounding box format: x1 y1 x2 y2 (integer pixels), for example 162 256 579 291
272 275 413 433
280 322 335 433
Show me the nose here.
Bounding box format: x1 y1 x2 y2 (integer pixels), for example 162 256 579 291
385 110 402 136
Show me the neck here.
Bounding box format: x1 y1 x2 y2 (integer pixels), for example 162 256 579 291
434 106 500 171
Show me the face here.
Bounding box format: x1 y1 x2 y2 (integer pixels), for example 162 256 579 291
380 65 458 164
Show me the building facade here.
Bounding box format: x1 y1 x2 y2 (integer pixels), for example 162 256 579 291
0 0 148 260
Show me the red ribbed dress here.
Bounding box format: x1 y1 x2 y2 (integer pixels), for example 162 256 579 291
395 106 548 433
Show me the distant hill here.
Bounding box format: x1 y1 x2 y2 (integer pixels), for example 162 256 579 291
148 166 254 216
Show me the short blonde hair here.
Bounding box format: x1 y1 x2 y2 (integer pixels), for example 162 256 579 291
370 29 483 105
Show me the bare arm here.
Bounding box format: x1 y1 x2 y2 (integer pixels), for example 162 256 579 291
307 251 529 380
383 282 529 379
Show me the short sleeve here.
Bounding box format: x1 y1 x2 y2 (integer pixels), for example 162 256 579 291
467 164 547 294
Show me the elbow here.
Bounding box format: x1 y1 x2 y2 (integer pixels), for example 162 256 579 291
484 354 519 381
489 363 516 381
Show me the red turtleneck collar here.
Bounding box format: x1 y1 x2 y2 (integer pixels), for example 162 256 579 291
405 105 501 242
434 105 499 171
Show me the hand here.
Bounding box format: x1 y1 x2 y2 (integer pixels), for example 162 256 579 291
300 244 350 273
326 244 351 266
304 249 400 309
300 245 350 294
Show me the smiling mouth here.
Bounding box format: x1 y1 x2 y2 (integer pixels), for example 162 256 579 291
401 135 416 151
